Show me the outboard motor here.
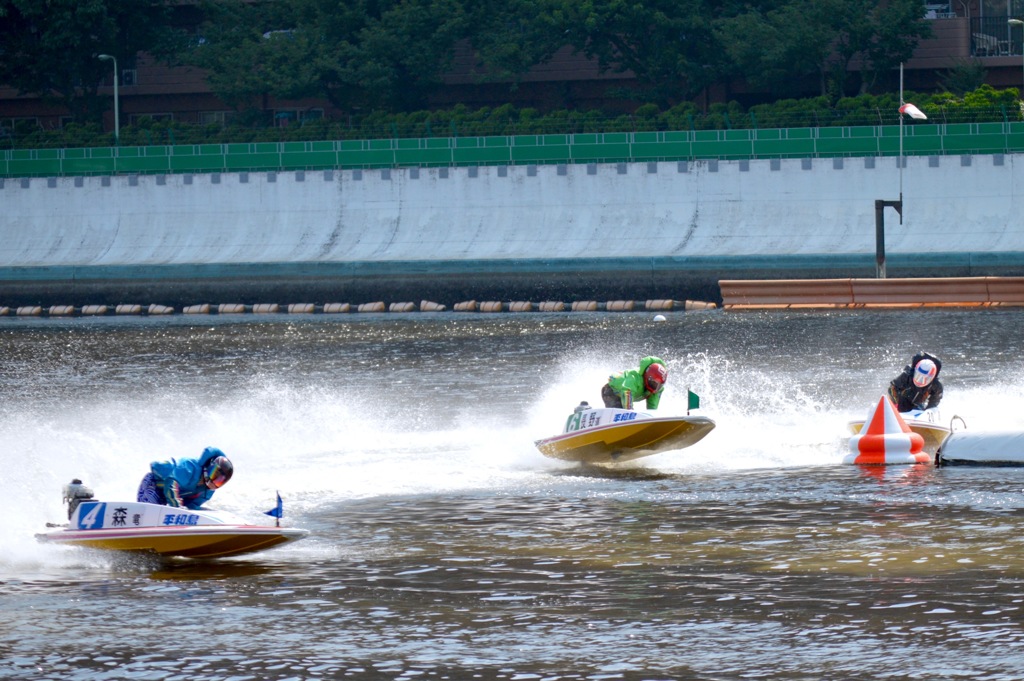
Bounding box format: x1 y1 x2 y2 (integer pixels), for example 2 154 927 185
62 479 94 520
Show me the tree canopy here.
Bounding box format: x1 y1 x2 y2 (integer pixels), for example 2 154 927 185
0 0 184 123
0 0 938 123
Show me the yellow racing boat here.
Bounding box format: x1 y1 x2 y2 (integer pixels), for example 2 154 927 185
37 480 308 559
535 403 715 464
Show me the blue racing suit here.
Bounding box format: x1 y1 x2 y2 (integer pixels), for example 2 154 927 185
136 446 225 509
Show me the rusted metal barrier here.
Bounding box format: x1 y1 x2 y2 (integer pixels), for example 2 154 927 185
850 278 989 306
985 277 1024 305
721 277 1024 309
720 279 855 309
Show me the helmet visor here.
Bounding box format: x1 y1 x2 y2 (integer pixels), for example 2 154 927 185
206 463 230 488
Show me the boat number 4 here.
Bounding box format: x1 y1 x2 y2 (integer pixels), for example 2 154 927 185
76 502 106 530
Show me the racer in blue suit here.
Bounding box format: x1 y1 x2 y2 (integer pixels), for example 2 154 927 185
136 446 233 509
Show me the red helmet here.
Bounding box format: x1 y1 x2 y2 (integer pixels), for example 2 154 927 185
643 363 667 393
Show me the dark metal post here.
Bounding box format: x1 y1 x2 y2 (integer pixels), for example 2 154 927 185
874 196 902 279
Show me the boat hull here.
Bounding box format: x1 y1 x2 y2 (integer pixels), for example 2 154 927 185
37 501 309 559
936 430 1024 466
536 410 715 464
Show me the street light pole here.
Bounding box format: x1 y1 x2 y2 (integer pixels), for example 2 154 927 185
97 54 119 145
1009 19 1024 95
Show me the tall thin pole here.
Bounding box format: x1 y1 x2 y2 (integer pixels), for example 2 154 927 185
112 61 119 146
875 63 907 278
98 54 119 145
898 63 904 205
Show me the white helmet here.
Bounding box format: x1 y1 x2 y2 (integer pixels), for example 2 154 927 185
913 359 937 387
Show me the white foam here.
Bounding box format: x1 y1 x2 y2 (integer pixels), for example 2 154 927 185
5 344 1021 571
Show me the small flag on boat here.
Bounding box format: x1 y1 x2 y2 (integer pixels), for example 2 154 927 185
265 492 283 526
899 102 927 120
687 390 700 414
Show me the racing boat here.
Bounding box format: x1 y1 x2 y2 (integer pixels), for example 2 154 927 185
936 427 1024 466
847 407 951 455
535 401 715 464
36 480 309 559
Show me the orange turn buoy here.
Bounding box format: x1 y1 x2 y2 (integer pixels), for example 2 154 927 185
843 395 929 465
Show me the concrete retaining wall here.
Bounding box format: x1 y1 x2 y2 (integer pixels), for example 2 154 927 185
2 155 1023 305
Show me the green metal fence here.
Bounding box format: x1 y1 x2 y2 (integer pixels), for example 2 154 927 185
4 122 1024 178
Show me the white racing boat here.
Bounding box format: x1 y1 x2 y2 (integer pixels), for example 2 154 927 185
847 407 951 455
535 402 715 464
36 480 309 559
936 426 1024 466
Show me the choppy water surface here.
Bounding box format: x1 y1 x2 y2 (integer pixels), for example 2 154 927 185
3 309 1024 680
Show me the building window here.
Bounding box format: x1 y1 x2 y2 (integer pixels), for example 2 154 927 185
274 109 324 127
198 111 236 125
3 117 39 130
130 113 173 125
925 3 955 18
275 110 298 127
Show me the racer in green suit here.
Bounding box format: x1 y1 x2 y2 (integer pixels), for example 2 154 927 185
601 356 668 410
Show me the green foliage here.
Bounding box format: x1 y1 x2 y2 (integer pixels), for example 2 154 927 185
938 59 988 96
8 85 1020 150
561 0 722 105
0 0 955 129
857 0 934 94
713 0 931 99
0 0 184 123
462 0 566 84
